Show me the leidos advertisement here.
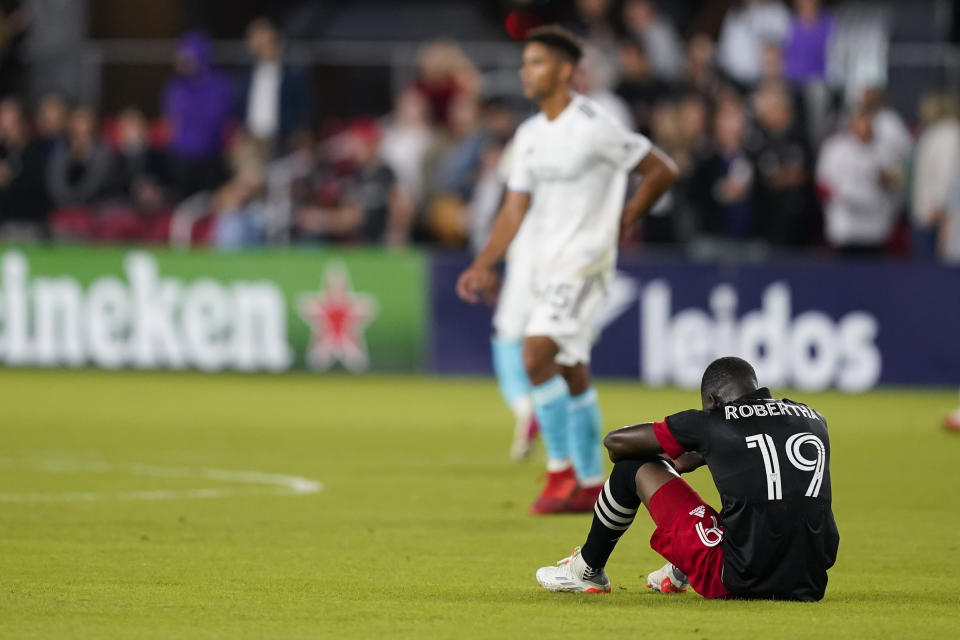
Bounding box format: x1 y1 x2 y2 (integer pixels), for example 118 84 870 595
0 248 426 372
431 255 960 390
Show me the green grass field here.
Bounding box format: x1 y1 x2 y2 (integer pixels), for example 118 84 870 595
2 369 959 639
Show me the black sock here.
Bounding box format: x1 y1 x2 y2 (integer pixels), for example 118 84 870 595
580 459 648 570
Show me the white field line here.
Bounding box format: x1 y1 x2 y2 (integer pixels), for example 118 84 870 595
0 458 322 502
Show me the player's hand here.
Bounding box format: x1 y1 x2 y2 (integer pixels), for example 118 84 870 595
671 451 706 474
479 271 502 306
456 264 496 304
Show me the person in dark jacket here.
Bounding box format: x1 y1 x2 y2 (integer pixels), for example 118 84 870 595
0 97 50 238
46 106 113 208
236 17 310 157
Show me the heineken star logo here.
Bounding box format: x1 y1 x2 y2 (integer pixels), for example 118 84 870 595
298 263 378 372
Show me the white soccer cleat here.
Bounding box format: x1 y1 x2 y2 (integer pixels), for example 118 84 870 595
509 412 538 461
646 562 689 594
510 416 533 462
536 547 610 594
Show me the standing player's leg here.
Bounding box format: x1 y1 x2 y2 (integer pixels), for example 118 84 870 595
524 335 577 513
543 276 609 512
491 336 538 459
561 362 606 511
491 264 538 459
536 459 731 598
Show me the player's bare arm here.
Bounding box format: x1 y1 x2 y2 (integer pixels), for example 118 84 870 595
602 422 706 472
602 423 663 462
456 189 531 304
620 147 679 241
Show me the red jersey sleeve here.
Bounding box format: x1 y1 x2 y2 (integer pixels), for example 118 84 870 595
653 419 686 459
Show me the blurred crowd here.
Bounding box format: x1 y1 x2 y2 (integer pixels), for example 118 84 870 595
0 1 959 261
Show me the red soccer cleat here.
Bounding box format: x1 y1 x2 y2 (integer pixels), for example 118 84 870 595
529 467 578 514
563 484 603 513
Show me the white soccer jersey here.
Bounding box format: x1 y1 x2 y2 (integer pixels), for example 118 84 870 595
507 93 651 282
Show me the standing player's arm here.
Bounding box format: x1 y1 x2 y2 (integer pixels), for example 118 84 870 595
620 147 679 241
455 189 531 304
603 422 706 473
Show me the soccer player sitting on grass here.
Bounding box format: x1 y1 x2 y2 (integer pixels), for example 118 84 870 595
536 356 840 601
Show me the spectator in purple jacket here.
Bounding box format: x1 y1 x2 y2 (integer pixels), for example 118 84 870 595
162 31 234 199
784 0 834 84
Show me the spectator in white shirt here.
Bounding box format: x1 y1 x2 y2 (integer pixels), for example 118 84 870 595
380 88 435 211
912 92 960 258
717 0 790 89
940 173 960 263
816 108 901 257
237 17 310 157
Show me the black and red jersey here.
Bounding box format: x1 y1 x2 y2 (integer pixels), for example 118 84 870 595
653 387 840 601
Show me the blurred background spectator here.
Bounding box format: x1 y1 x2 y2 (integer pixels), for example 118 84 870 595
33 92 67 155
690 97 757 241
748 81 818 246
411 40 480 126
784 0 834 85
210 132 266 249
816 106 900 257
0 96 48 239
621 0 684 82
614 39 669 137
46 106 112 208
941 170 960 263
109 107 171 214
912 92 960 258
236 17 310 157
380 88 435 213
717 0 790 90
163 31 233 199
297 119 411 247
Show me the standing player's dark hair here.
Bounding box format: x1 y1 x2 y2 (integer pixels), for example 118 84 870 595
700 357 758 399
526 25 584 65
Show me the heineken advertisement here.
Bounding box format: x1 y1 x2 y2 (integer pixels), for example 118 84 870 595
0 247 426 372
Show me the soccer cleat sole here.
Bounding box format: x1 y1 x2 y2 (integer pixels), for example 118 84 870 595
646 576 687 593
539 583 611 594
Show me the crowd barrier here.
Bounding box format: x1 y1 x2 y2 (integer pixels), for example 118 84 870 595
1 247 957 390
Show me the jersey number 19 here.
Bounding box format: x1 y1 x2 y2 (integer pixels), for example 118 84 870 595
744 433 826 501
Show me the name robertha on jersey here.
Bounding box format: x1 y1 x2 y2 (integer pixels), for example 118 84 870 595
724 400 824 422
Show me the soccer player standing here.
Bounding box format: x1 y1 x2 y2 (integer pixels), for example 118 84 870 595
457 26 678 513
535 357 840 601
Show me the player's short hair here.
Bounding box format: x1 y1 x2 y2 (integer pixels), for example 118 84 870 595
701 357 758 398
526 25 583 65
